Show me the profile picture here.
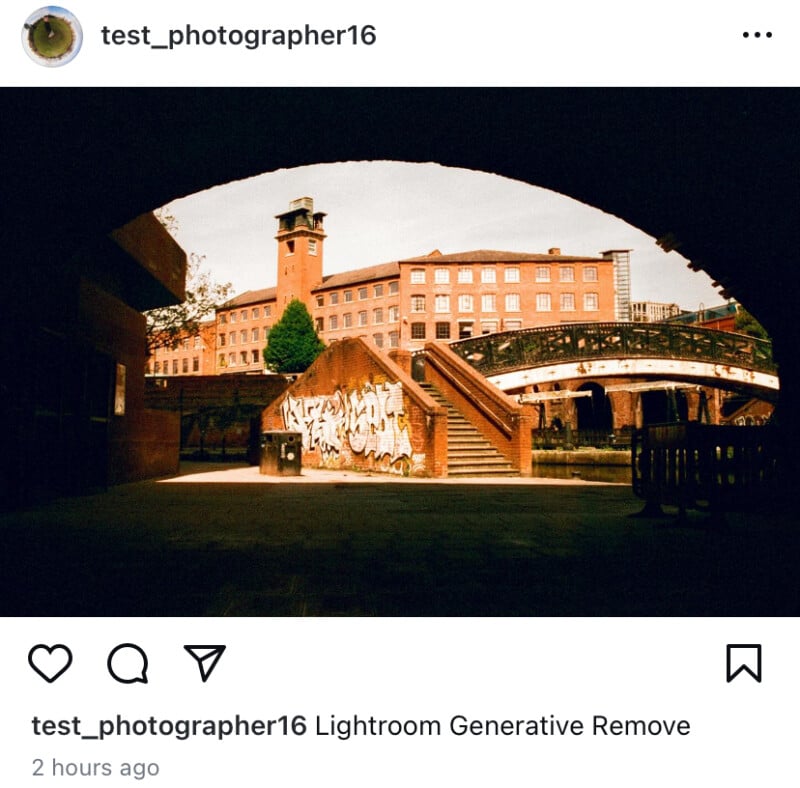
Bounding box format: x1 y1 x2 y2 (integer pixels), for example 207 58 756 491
22 6 82 66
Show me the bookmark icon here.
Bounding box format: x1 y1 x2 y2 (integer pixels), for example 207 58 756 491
184 645 226 683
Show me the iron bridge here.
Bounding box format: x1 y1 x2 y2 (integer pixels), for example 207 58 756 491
448 322 779 397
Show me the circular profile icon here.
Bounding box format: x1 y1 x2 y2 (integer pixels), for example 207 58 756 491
22 7 83 67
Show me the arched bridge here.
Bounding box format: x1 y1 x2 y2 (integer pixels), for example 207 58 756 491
448 322 779 398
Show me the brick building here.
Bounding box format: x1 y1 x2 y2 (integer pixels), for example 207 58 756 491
147 319 217 376
204 197 624 374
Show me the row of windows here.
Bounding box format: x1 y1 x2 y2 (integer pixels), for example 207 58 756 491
153 335 205 355
407 320 523 341
316 280 399 307
318 306 399 332
219 326 272 347
409 292 600 313
219 305 272 324
409 265 599 285
219 350 263 368
152 357 201 374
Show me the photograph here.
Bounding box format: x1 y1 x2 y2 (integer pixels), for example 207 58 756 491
1 88 796 617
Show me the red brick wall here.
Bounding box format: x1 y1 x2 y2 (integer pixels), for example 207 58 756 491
261 338 448 476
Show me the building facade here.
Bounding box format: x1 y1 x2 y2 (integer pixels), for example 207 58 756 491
152 197 625 376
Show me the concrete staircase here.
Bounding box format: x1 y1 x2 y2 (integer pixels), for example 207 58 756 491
420 383 518 478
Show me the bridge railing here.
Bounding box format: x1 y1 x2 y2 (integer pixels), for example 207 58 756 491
449 322 776 378
631 423 779 516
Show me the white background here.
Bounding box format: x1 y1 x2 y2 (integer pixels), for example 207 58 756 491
2 2 797 785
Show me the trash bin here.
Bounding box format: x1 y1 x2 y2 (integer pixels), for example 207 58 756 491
259 431 302 476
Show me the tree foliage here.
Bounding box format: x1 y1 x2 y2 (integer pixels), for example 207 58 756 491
145 209 232 355
263 299 326 374
734 306 770 340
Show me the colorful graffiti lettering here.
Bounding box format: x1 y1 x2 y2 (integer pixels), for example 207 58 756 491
281 382 413 464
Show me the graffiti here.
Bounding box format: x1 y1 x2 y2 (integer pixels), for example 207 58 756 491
281 382 413 464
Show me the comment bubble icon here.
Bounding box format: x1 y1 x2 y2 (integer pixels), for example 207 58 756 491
107 643 149 684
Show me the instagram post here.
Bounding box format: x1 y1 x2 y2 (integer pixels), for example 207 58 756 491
1 2 798 785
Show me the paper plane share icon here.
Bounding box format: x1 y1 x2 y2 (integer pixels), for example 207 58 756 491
184 645 226 683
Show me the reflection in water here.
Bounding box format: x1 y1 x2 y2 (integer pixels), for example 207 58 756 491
531 463 631 484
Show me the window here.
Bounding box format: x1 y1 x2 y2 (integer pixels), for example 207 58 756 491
373 333 384 348
344 290 353 303
263 325 271 338
329 292 339 305
559 266 575 283
316 294 324 307
154 362 160 374
411 295 426 313
388 281 399 295
194 336 201 349
219 314 227 325
286 240 295 255
411 322 426 340
434 267 450 284
536 293 552 311
436 322 451 339
504 319 522 331
308 239 317 255
228 353 236 366
230 312 237 323
251 328 259 341
583 266 598 282
172 360 178 374
192 357 199 372
584 292 599 311
264 305 272 317
458 266 473 284
251 350 260 364
373 308 383 324
240 352 248 365
315 317 324 332
535 266 550 282
410 268 426 284
374 284 384 297
241 310 248 321
358 311 368 327
329 315 339 330
504 267 520 283
218 354 225 368
219 334 226 347
358 287 368 300
481 294 496 312
481 267 496 283
183 338 190 350
388 305 399 322
434 294 450 313
560 293 576 311
343 313 353 328
229 332 236 345
240 330 247 343
388 330 399 348
252 307 260 319
505 293 521 312
481 321 498 334
458 323 474 339
458 294 473 312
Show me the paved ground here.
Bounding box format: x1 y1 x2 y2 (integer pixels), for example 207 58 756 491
1 464 797 616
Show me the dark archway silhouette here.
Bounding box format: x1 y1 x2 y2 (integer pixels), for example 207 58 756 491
575 383 613 431
3 88 798 500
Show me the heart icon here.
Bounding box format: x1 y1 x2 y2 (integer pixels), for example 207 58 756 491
28 644 73 683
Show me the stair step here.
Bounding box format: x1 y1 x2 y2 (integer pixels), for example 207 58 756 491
421 381 520 478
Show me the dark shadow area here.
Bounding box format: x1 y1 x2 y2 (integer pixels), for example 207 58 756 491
1 478 796 616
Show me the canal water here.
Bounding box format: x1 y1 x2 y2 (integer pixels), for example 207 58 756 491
531 463 632 484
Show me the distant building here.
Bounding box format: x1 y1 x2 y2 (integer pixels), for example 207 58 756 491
664 302 739 332
207 197 625 374
631 301 682 323
147 319 217 377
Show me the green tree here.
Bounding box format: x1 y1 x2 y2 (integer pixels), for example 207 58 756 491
734 306 770 340
263 299 326 373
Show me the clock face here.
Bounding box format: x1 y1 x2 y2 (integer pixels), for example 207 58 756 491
22 6 83 67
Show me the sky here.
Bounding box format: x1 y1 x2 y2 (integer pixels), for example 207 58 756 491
163 161 724 310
